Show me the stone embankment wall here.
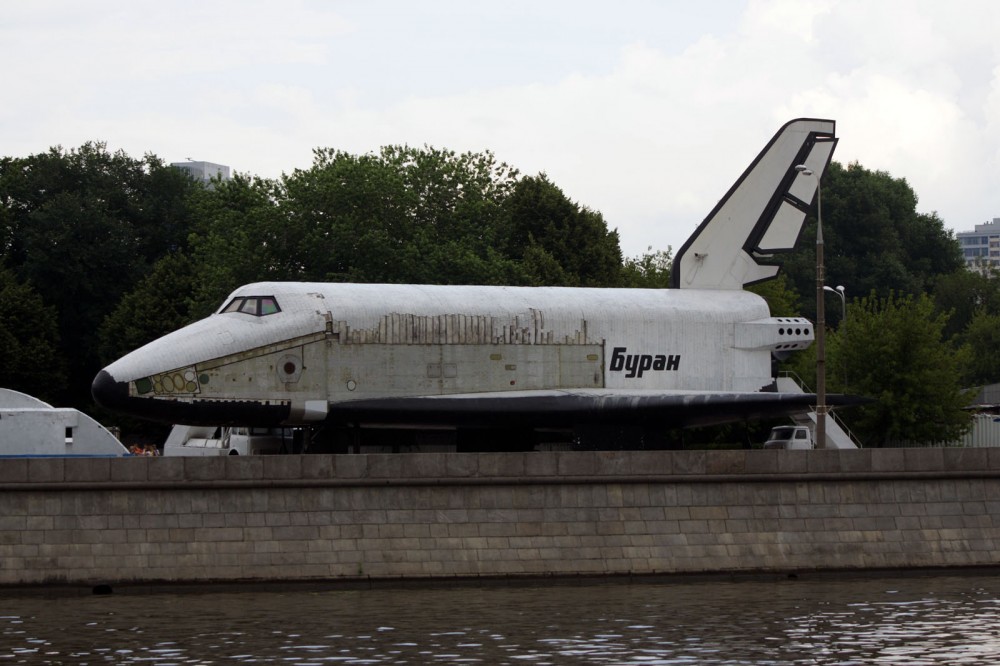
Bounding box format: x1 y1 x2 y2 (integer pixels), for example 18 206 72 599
1 449 998 587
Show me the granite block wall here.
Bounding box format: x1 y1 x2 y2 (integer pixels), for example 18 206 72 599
1 449 999 587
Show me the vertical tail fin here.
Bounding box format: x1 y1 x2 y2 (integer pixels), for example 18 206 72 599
671 118 837 290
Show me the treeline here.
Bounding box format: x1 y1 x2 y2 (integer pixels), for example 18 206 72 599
757 162 990 447
0 143 990 446
0 143 664 416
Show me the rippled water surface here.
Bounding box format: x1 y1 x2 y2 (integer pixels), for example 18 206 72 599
4 574 1000 664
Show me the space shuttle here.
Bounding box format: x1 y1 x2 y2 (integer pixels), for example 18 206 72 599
93 118 851 449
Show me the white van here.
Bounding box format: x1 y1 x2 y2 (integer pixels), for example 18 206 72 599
763 425 814 450
163 425 295 456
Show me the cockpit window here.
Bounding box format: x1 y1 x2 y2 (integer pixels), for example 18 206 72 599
221 296 281 317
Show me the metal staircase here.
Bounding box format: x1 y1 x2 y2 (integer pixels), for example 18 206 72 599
777 374 860 449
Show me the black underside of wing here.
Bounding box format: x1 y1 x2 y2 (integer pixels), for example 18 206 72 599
328 391 867 429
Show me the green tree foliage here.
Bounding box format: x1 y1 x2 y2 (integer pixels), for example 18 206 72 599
502 175 623 287
620 246 673 288
276 145 523 286
826 292 973 446
1 144 196 271
187 147 624 301
0 143 199 406
0 266 66 402
94 253 197 441
932 266 1000 341
516 243 572 286
956 309 1000 387
747 273 801 317
782 162 963 322
929 265 1000 385
930 264 1000 385
98 252 197 365
185 174 291 316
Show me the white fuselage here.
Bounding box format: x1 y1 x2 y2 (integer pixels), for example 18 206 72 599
97 282 813 426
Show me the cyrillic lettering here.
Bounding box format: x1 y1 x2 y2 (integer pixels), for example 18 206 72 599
625 354 640 378
610 347 626 372
608 346 680 377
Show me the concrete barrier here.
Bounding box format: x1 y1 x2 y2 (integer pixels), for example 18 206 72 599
1 448 999 587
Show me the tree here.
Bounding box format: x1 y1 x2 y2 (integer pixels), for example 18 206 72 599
782 162 963 323
957 309 1000 386
0 266 66 402
94 252 198 440
186 174 291 316
932 266 1000 341
0 143 200 406
516 243 573 286
621 247 673 288
502 174 623 287
278 145 522 286
827 292 973 446
98 252 198 365
747 273 801 317
189 147 625 292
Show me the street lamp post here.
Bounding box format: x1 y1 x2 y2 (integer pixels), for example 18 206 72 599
824 285 846 322
825 284 848 388
796 164 826 449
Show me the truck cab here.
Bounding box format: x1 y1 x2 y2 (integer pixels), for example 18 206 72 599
763 425 813 450
163 425 295 456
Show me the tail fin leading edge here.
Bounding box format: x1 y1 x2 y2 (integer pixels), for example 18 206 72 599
671 118 838 290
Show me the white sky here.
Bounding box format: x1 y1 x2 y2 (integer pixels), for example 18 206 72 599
2 0 999 258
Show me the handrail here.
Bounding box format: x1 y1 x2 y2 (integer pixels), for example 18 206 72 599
777 371 865 448
778 369 811 392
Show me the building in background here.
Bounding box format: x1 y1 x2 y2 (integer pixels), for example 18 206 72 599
957 218 1000 271
170 160 231 185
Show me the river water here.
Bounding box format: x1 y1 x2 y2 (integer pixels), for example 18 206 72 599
3 573 1000 664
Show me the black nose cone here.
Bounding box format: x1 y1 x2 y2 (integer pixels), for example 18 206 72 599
92 369 128 411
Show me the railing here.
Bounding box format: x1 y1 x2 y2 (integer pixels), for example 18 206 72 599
777 371 865 448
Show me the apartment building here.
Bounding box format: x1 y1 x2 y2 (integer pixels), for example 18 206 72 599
958 219 1000 270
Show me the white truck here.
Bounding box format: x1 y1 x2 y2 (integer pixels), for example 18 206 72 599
163 425 295 456
763 425 814 450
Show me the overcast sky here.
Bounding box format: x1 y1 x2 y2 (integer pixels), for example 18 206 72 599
3 0 999 258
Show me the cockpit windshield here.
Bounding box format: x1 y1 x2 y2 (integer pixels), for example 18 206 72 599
221 296 281 317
